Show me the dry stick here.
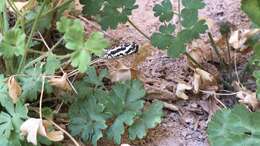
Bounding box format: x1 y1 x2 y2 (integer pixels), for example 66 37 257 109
213 94 227 108
127 18 151 41
38 31 51 51
23 38 64 71
39 76 46 120
199 89 238 96
48 120 80 146
234 52 241 84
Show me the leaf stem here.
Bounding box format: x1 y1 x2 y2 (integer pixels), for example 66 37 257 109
208 32 225 67
17 3 46 73
39 76 46 120
225 33 233 80
184 52 204 69
48 120 80 146
23 37 64 71
127 18 151 41
25 0 73 26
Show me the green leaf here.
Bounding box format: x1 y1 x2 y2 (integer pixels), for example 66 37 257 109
181 8 198 28
57 17 85 50
182 0 205 9
81 0 138 30
44 54 60 75
80 0 105 16
128 101 164 140
70 50 91 73
153 0 174 22
106 80 146 144
69 96 108 146
167 20 208 58
0 112 13 138
126 80 146 102
151 24 175 49
151 0 207 58
84 66 108 87
106 80 145 116
84 32 109 56
254 71 260 99
0 1 5 13
20 65 43 101
207 105 260 146
241 0 260 26
107 112 136 144
57 17 109 72
254 43 260 60
0 101 27 142
0 28 26 58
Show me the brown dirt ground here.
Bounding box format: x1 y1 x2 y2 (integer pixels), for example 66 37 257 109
83 0 251 146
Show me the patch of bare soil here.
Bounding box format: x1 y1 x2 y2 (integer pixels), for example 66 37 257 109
97 0 250 146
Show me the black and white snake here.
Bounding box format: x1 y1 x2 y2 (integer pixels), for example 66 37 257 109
103 42 139 59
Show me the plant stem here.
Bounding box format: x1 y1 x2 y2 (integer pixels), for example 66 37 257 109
48 120 80 146
23 38 64 71
208 32 225 67
2 2 9 33
17 3 46 73
39 76 45 120
184 52 204 69
127 18 151 41
25 0 73 26
4 58 11 75
225 33 233 80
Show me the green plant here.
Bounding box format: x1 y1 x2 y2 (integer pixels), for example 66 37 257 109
241 0 260 99
80 0 138 30
151 0 208 58
69 68 163 145
208 1 260 146
207 105 260 146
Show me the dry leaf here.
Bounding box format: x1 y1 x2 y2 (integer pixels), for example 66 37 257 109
20 118 47 145
132 42 153 67
192 68 218 92
109 62 131 82
237 91 258 110
46 131 64 142
21 118 64 145
195 68 215 82
176 83 192 100
229 29 260 51
7 76 22 103
187 48 205 67
233 81 259 110
48 73 72 91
